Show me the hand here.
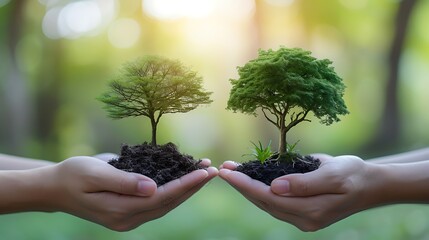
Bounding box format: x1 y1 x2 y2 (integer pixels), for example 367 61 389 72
219 155 376 231
19 156 218 231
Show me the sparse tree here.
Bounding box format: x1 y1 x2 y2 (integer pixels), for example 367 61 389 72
227 47 349 160
98 56 212 146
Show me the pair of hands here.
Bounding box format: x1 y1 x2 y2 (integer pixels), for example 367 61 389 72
220 155 375 232
36 155 217 231
39 154 371 232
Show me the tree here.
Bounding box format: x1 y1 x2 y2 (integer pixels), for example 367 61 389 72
227 47 348 160
365 0 418 154
98 56 212 146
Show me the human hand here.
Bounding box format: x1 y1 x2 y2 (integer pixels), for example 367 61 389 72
39 156 218 231
219 155 380 231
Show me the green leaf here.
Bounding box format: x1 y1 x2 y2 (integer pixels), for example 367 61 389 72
243 140 273 164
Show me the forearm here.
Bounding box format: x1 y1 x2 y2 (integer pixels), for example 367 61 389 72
0 154 54 170
0 166 57 214
366 161 429 207
368 148 429 164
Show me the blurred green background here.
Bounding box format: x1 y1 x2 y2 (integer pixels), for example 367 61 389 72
1 0 429 239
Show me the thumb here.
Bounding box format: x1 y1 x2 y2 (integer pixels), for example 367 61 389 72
96 166 157 197
271 166 339 197
271 155 340 197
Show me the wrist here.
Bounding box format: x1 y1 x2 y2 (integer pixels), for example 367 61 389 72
360 163 394 209
28 165 61 212
363 161 429 207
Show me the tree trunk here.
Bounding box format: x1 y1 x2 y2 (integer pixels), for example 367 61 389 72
278 113 287 155
0 0 32 153
279 127 287 155
365 0 418 154
34 40 63 159
150 117 158 146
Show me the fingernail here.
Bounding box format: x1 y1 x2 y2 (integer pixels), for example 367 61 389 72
271 180 290 195
138 180 156 196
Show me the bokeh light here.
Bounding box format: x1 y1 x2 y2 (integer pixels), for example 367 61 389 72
108 18 141 48
264 0 294 7
142 0 216 20
142 0 255 20
41 0 116 39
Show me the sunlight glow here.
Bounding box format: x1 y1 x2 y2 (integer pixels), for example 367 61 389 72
265 0 294 7
143 0 255 20
143 0 215 20
108 18 141 48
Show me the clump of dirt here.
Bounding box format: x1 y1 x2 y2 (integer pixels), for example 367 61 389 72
236 154 320 185
109 142 203 186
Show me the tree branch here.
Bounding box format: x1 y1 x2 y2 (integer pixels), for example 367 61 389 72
285 109 311 132
262 108 280 128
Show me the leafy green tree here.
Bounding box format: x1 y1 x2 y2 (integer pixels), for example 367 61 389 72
227 47 348 160
98 56 212 146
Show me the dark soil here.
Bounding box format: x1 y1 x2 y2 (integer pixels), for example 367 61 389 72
236 154 321 185
108 142 204 186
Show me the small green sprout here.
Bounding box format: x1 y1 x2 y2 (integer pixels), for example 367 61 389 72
243 140 274 164
281 140 301 163
287 140 300 153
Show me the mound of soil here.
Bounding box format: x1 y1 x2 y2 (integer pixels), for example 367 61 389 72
236 154 320 185
108 142 203 186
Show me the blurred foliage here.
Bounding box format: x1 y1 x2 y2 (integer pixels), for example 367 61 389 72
1 0 429 239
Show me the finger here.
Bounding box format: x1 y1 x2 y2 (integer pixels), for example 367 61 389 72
156 169 209 204
91 163 157 197
101 168 211 213
155 167 217 210
231 177 343 222
219 168 273 201
309 153 332 161
219 168 308 220
199 158 211 167
159 166 218 208
219 168 346 231
219 169 306 212
219 161 240 170
191 177 312 232
219 169 315 222
129 167 219 223
271 160 345 197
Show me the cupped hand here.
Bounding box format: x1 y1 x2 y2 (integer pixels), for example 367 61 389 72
45 156 218 231
219 155 377 231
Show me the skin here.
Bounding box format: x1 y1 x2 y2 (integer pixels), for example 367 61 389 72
0 153 54 170
0 154 218 231
219 148 429 232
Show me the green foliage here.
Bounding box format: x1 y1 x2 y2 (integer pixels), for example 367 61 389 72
98 55 212 145
243 140 273 164
227 47 349 157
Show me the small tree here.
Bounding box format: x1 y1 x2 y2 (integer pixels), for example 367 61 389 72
227 47 349 160
98 56 212 146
